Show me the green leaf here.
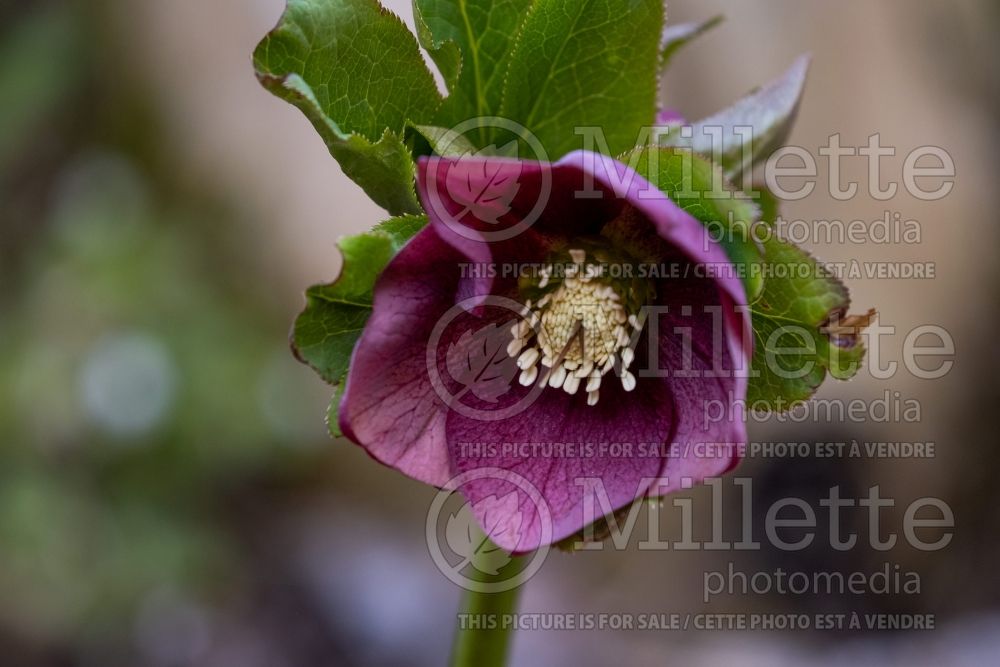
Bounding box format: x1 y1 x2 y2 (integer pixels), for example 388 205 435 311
624 146 764 301
660 14 723 71
292 214 427 435
408 123 524 160
254 0 443 214
412 2 463 93
499 0 664 159
752 181 781 226
414 0 532 132
258 74 422 214
408 123 481 157
325 382 347 438
661 54 810 178
748 233 867 409
292 235 392 385
371 213 428 248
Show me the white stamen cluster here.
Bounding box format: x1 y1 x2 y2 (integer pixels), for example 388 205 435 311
506 249 643 406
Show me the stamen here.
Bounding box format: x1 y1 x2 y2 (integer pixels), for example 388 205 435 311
517 348 539 370
519 366 538 386
621 370 637 392
548 365 567 389
506 246 647 406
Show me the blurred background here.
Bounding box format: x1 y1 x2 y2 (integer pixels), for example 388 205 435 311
0 0 997 665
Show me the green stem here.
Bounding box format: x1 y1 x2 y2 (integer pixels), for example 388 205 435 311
449 528 527 667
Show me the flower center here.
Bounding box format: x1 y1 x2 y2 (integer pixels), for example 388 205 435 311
507 246 649 406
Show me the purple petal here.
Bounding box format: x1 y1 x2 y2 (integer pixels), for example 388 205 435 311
338 224 469 487
656 109 686 125
421 150 751 317
446 372 674 553
417 154 626 254
561 151 751 487
568 149 752 370
353 151 753 548
645 271 749 494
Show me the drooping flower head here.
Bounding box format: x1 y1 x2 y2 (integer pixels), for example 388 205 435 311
339 150 751 552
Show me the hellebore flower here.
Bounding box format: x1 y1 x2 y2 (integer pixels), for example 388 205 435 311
339 150 751 552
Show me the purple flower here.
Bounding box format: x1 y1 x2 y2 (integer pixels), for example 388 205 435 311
339 150 751 552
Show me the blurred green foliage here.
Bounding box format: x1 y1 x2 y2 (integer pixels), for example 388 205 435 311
0 1 329 658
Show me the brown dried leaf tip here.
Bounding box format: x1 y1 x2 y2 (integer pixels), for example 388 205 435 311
823 308 877 350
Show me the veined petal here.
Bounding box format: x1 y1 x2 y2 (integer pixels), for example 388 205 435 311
344 150 752 548
445 367 674 553
338 224 468 486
